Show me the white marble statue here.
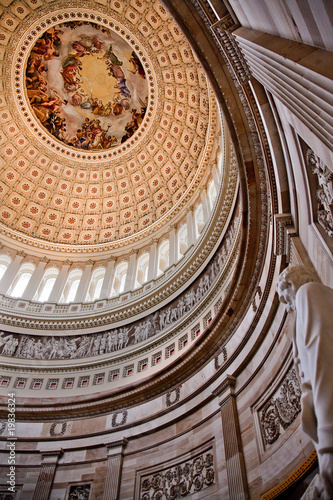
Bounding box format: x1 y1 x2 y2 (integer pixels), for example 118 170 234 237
277 265 333 499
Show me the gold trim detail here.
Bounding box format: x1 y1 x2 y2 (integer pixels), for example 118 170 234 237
260 450 317 499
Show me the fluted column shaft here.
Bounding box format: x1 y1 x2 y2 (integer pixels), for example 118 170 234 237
124 251 137 293
169 226 177 266
147 239 158 281
22 258 48 300
201 189 210 223
101 258 115 298
32 450 63 500
186 210 195 248
74 261 94 302
48 262 71 303
217 376 249 500
0 252 25 295
103 439 128 500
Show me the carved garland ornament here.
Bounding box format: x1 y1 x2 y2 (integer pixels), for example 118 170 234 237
139 450 215 499
260 367 301 447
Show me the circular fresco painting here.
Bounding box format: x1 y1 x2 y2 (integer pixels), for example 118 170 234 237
25 21 148 150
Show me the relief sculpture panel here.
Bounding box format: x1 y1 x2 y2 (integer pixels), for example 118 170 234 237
138 449 215 499
0 217 239 361
259 367 301 448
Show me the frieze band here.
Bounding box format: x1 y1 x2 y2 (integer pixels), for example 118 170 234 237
0 217 239 361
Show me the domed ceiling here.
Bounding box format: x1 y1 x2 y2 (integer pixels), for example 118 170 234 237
0 0 218 251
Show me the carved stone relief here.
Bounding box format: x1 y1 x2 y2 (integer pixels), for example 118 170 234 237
166 387 181 407
67 484 91 500
0 493 15 500
0 218 238 361
111 410 128 428
306 148 333 237
259 367 301 448
139 449 215 499
50 421 67 437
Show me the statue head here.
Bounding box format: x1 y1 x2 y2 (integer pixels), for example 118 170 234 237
277 265 315 312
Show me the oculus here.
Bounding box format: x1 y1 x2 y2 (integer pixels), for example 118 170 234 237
25 21 148 150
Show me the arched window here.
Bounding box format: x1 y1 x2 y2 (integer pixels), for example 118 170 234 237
178 224 188 259
0 254 11 281
208 178 217 210
8 262 35 298
34 267 59 302
194 203 205 238
134 252 150 289
60 268 83 303
86 267 106 302
157 240 169 277
110 261 128 296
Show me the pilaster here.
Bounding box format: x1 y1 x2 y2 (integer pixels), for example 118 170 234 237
102 438 128 500
215 375 249 500
32 449 63 500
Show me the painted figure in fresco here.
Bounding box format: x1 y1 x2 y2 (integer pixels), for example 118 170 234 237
25 21 148 150
104 44 125 79
277 266 333 500
129 51 146 79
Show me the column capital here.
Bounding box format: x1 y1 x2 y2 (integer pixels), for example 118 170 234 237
17 250 27 258
40 449 63 463
104 437 128 457
213 374 236 401
105 438 128 453
41 256 50 264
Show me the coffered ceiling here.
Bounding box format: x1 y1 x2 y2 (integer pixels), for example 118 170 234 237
0 0 220 252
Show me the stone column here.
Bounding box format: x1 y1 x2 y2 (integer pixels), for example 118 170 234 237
32 449 63 500
100 257 115 298
74 260 94 302
124 251 137 292
201 189 210 223
0 251 26 295
47 260 72 303
215 375 249 500
21 257 49 300
147 239 158 281
103 439 128 500
212 165 220 191
169 225 177 266
186 209 195 248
